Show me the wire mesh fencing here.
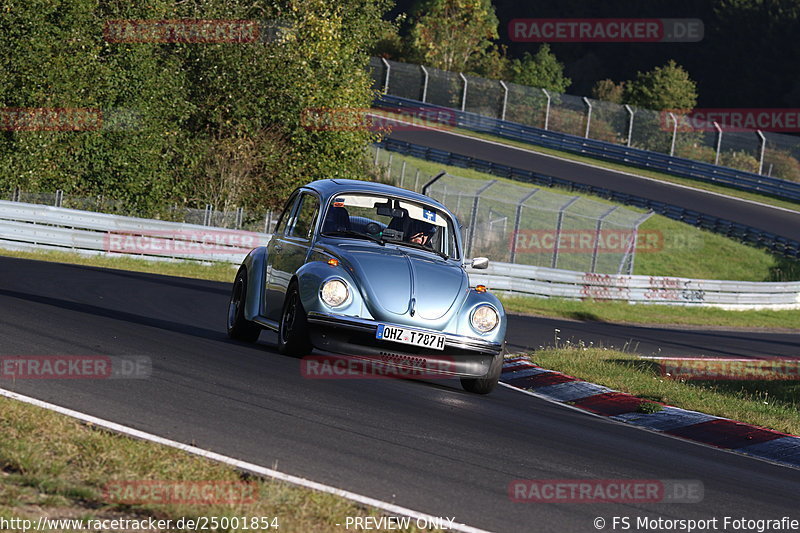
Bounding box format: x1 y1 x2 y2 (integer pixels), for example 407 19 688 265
370 57 800 181
371 146 652 274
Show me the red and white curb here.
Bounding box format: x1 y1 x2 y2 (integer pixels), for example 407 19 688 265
501 356 800 469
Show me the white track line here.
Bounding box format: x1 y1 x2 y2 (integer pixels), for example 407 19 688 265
0 387 492 533
371 112 800 215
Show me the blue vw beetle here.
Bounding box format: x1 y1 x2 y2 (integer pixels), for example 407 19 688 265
227 179 506 394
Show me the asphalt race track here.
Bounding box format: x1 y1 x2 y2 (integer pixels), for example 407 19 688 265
386 127 800 241
1 256 798 532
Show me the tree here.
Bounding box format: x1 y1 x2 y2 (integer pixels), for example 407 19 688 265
624 60 698 111
408 0 499 72
592 79 625 104
508 44 571 92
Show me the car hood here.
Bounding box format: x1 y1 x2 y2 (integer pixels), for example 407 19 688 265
326 241 468 323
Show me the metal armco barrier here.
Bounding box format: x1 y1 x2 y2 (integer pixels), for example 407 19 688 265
467 262 800 310
0 201 269 264
377 137 800 259
375 94 800 203
1 200 798 309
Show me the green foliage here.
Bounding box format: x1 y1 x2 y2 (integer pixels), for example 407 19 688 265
719 150 760 173
591 79 625 104
624 60 698 112
0 0 389 212
407 0 499 72
508 44 571 92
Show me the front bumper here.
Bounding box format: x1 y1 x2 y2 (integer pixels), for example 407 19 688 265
306 311 503 378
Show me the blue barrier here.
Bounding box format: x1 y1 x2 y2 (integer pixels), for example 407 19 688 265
374 95 800 204
377 137 800 259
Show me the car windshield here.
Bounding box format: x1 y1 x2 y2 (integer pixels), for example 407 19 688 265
320 193 458 259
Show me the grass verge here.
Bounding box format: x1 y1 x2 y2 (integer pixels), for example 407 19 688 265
373 109 800 213
522 346 800 435
0 395 435 532
500 295 800 330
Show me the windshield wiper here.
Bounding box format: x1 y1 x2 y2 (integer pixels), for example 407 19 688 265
323 230 385 245
384 239 449 260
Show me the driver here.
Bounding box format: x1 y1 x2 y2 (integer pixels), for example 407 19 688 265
405 219 436 247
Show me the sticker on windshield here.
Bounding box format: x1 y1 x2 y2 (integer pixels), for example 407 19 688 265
423 209 436 222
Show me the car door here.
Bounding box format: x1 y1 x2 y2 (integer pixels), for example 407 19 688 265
264 190 320 321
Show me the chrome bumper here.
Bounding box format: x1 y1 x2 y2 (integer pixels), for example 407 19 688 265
306 311 503 356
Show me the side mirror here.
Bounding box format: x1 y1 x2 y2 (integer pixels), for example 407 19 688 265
470 257 489 269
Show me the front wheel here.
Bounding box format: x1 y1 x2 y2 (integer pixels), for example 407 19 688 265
461 343 505 395
278 282 313 356
227 268 262 342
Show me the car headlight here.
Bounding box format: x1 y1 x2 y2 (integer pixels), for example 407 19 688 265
320 279 348 307
471 305 499 333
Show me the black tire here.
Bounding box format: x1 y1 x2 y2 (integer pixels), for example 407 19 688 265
278 282 313 356
227 268 262 342
461 343 505 395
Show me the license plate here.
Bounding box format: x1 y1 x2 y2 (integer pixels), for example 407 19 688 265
376 324 446 351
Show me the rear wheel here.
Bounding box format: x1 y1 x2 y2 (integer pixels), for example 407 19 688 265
278 282 313 356
227 268 261 342
461 343 505 395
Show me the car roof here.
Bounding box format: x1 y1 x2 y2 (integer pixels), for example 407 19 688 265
304 179 449 212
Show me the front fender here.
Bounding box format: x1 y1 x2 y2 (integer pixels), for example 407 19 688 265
448 290 507 346
295 259 373 320
241 246 267 322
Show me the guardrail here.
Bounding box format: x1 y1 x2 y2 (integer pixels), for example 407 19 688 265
467 262 800 310
375 94 800 203
1 200 798 310
378 137 800 260
0 201 269 264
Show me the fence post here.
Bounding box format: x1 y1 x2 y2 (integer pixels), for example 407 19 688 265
757 130 766 175
459 73 468 112
583 97 592 138
420 65 429 103
264 211 272 233
541 89 551 130
203 204 213 226
624 105 634 147
400 160 406 188
467 180 497 258
373 146 380 166
236 207 244 230
12 186 20 202
591 206 618 273
551 196 580 269
380 58 391 94
714 122 722 166
55 190 63 208
414 169 420 192
499 80 509 121
668 112 678 156
510 188 539 263
622 211 654 275
387 153 393 181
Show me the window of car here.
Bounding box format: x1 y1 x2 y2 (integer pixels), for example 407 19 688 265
287 192 320 240
273 192 298 236
320 193 459 259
